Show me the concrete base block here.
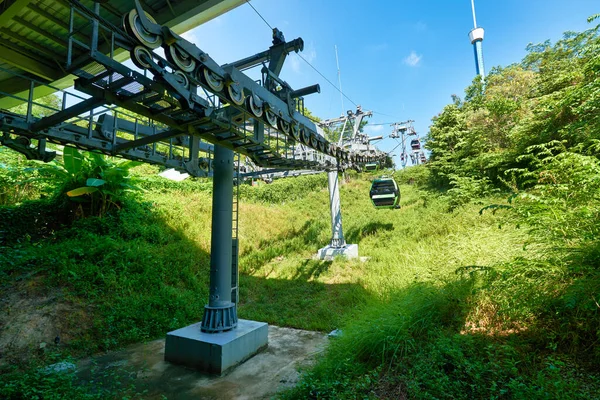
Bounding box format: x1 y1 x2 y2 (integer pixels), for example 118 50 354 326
165 319 268 375
316 243 359 260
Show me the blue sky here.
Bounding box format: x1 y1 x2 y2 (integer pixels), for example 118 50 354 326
181 0 599 167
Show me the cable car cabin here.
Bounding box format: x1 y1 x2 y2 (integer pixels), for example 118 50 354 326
370 177 400 209
365 163 379 172
419 152 427 163
410 139 421 151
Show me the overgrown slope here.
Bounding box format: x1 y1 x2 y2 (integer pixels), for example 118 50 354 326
1 160 529 398
283 16 600 400
2 15 600 400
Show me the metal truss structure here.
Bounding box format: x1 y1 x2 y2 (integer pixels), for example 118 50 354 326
0 0 382 178
320 106 388 169
389 120 426 167
0 0 386 340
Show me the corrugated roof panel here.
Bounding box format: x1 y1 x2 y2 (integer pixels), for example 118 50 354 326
0 0 246 108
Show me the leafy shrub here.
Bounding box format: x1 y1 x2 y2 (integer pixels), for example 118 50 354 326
29 147 141 217
446 174 497 210
0 364 102 400
0 147 53 205
394 164 431 186
0 197 71 244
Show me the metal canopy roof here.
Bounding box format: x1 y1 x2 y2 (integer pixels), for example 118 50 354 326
0 0 244 107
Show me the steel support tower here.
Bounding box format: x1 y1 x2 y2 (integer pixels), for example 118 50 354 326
468 0 485 79
202 144 237 333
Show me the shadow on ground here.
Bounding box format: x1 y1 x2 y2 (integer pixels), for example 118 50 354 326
345 222 394 244
0 194 371 398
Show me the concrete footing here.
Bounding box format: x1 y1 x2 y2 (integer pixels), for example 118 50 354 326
165 319 268 375
316 243 359 260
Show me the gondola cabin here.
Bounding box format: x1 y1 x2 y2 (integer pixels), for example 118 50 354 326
370 176 400 209
410 139 421 151
365 163 379 172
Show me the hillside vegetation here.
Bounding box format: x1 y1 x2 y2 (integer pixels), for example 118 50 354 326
283 18 600 399
0 16 599 400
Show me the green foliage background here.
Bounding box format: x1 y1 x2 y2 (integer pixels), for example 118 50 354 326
1 16 600 400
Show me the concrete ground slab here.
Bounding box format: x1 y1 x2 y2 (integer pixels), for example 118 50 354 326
317 243 359 260
76 326 328 399
165 319 268 374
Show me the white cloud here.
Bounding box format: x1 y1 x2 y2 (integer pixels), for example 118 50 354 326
290 55 301 73
290 43 317 74
403 51 422 67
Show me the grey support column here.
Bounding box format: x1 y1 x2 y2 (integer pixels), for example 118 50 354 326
328 170 346 248
201 144 238 333
165 144 267 374
317 169 358 260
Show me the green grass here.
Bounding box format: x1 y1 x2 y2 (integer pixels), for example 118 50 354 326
1 169 598 399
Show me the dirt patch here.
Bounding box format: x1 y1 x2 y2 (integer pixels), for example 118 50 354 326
373 376 408 400
0 278 92 366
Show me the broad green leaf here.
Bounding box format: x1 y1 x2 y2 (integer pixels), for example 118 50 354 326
63 147 85 175
66 186 98 197
86 178 106 187
89 152 107 167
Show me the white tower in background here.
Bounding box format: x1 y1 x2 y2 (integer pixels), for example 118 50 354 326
468 0 485 79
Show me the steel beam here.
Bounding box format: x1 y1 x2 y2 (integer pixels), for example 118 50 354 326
114 128 182 152
31 96 105 132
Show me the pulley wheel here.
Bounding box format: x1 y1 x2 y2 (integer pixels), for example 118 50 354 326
226 83 245 106
278 118 290 135
246 95 263 118
265 110 278 127
122 13 134 37
173 70 189 89
291 124 300 140
126 9 162 49
300 128 310 144
318 140 325 152
131 46 153 70
327 144 333 156
201 68 224 92
309 133 318 148
167 46 195 73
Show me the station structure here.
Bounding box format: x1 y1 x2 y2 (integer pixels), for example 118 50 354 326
0 0 388 374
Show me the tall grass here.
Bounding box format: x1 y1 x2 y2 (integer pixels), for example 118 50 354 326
282 157 600 399
2 160 597 398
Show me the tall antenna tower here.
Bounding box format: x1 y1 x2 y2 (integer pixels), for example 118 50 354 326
335 45 344 116
468 0 485 79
